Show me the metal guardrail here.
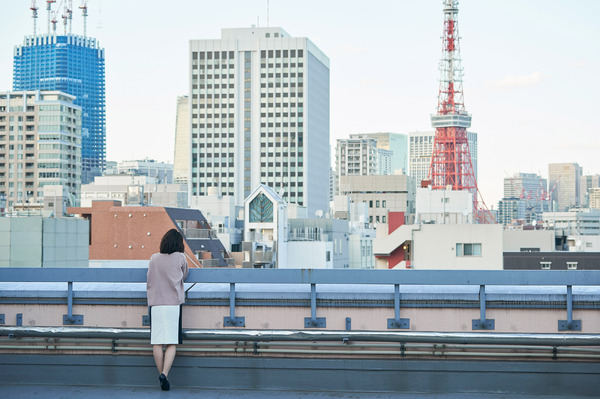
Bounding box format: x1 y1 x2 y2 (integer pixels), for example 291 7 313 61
1 326 600 347
0 268 599 331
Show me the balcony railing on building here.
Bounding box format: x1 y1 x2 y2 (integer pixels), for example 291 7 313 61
288 228 328 242
253 250 274 264
182 227 218 239
246 231 274 242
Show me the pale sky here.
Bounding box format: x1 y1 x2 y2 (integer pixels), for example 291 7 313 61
1 1 599 207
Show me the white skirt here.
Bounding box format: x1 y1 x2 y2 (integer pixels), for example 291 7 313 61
150 305 182 345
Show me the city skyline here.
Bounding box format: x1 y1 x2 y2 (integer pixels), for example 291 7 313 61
1 0 598 207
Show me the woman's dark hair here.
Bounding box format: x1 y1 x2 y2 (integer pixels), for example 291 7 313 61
160 229 185 254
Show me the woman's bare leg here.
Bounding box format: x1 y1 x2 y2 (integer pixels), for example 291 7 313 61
152 345 164 374
162 345 177 377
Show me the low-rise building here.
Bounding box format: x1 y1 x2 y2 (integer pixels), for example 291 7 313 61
374 212 503 270
81 175 187 208
416 187 472 224
335 175 416 225
68 200 232 268
542 209 600 236
106 159 173 184
0 216 88 267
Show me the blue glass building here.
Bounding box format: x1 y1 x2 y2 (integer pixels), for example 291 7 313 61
13 34 106 184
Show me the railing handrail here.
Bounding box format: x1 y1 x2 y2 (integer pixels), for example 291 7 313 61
1 326 600 346
1 268 599 286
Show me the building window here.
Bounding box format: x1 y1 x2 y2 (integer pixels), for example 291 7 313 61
326 251 331 262
540 261 551 270
456 243 482 256
249 193 274 223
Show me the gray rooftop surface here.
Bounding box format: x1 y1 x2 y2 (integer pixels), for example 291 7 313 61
1 385 583 399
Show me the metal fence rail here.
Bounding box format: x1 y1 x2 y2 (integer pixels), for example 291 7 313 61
1 268 599 331
1 326 600 346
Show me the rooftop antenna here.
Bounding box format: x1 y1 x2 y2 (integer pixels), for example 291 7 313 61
267 0 269 27
30 1 39 36
46 0 56 35
79 0 88 38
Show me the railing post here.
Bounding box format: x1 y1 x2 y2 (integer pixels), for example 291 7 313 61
63 281 83 325
559 285 581 331
223 283 245 327
387 284 409 329
472 285 494 330
304 283 326 328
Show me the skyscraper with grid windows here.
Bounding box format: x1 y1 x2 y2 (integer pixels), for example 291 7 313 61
13 33 105 184
189 27 330 216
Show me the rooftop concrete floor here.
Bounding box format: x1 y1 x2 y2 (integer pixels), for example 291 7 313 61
1 384 583 399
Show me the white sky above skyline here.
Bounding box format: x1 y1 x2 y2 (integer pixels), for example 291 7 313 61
1 0 599 207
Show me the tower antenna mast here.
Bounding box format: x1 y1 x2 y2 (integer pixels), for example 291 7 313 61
428 0 494 223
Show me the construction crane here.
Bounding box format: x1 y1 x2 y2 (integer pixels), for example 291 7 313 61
46 0 56 35
62 0 73 35
80 0 88 37
30 1 39 36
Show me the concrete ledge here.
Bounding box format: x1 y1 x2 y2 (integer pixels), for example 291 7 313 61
1 354 599 396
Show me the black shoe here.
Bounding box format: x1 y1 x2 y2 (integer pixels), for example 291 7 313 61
159 373 170 391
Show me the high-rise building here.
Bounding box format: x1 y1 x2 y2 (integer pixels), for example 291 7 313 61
0 91 81 211
580 174 600 207
409 131 477 186
189 27 330 215
13 33 105 184
504 173 547 199
589 187 600 210
173 95 190 184
549 163 582 211
350 132 409 175
498 172 549 225
336 137 378 177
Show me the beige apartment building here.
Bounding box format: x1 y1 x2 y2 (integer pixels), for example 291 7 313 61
0 91 81 212
549 163 582 211
173 95 190 184
590 187 600 210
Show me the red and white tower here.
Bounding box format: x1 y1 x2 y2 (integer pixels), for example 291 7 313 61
428 0 494 223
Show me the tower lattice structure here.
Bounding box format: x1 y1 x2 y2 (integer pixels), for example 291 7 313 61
428 0 494 224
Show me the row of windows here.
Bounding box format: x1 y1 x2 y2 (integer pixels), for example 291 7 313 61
194 51 235 60
369 215 387 224
260 49 303 58
196 93 234 99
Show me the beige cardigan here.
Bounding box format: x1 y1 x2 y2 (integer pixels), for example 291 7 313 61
146 252 189 306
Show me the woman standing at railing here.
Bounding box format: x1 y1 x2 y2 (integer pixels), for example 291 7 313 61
146 229 189 391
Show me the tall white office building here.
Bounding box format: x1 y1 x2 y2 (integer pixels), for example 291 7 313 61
409 131 478 186
189 27 330 215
